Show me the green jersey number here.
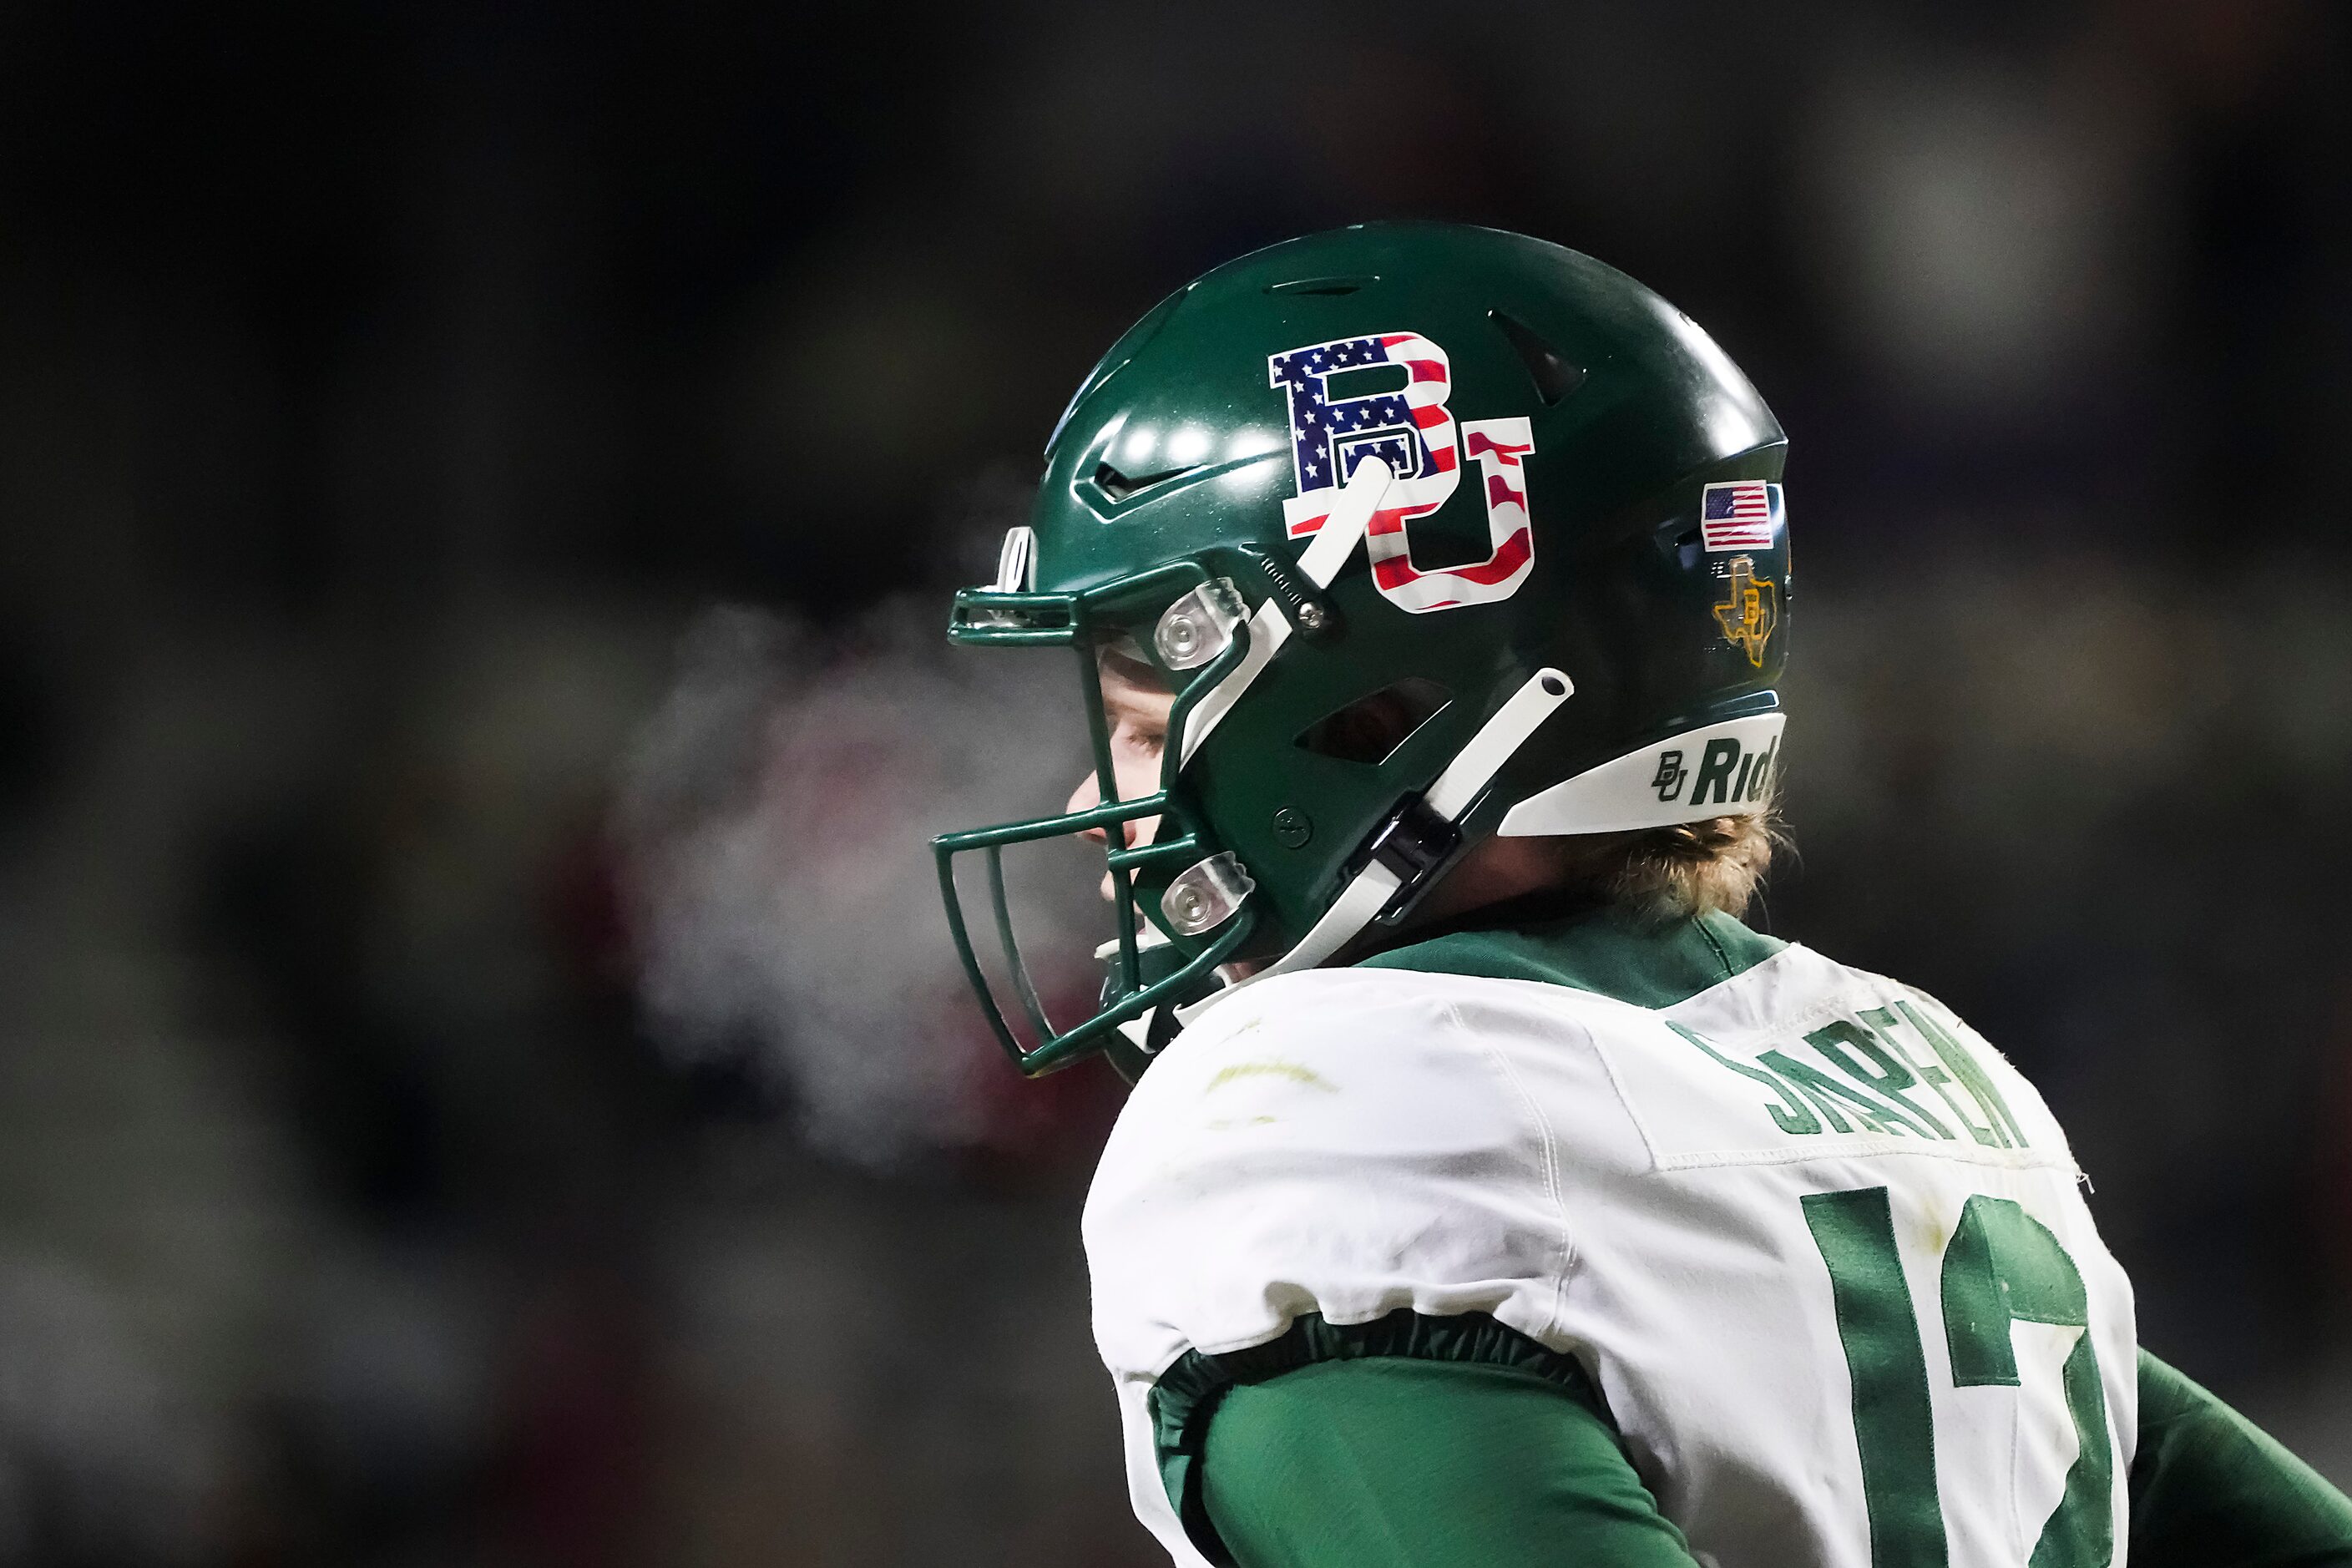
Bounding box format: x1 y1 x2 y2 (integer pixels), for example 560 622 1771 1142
1803 1186 2113 1568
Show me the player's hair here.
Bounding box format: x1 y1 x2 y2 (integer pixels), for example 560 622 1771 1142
1549 805 1783 921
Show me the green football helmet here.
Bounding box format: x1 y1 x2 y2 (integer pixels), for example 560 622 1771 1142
934 222 1789 1077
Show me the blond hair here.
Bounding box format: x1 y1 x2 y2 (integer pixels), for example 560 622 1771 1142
1550 806 1783 922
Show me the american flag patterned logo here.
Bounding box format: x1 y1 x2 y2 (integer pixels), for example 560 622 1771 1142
1268 332 1535 614
1699 482 1783 552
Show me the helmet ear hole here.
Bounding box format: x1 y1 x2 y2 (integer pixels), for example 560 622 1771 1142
1294 678 1454 766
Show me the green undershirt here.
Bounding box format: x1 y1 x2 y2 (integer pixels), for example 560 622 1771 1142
1204 1357 1692 1568
1191 1339 2352 1568
2131 1352 2352 1567
1160 906 2352 1566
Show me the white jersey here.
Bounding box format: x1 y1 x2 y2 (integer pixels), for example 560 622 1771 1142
1084 928 2137 1568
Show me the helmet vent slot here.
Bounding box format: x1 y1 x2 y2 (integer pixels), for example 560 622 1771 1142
1265 276 1377 296
1093 462 1200 503
1489 310 1586 406
1295 678 1454 766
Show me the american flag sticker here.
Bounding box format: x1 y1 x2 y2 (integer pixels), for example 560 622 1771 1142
1700 482 1783 552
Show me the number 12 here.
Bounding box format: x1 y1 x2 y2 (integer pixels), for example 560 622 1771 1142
1803 1187 2113 1568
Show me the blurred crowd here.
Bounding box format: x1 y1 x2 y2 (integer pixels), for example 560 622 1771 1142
0 2 2346 1563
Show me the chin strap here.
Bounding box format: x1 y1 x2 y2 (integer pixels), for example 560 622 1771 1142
1171 665 1574 1029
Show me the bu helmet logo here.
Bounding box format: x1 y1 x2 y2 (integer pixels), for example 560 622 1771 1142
1268 332 1535 613
1651 749 1690 802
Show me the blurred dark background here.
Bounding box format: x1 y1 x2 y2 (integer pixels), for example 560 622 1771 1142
0 1 2347 1562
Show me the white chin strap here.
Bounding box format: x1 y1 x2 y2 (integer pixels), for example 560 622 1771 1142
1170 665 1574 1029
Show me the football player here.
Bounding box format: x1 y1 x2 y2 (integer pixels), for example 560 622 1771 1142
932 224 2352 1566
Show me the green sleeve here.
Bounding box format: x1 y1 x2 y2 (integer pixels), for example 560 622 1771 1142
2132 1349 2352 1568
1199 1357 1699 1568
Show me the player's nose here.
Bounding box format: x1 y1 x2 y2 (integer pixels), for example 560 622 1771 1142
1067 771 1106 844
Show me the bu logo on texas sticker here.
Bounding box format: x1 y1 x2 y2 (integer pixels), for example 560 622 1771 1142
1712 556 1780 668
1267 331 1536 615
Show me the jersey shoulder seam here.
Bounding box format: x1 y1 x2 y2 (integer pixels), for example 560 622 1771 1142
1443 994 1581 1331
